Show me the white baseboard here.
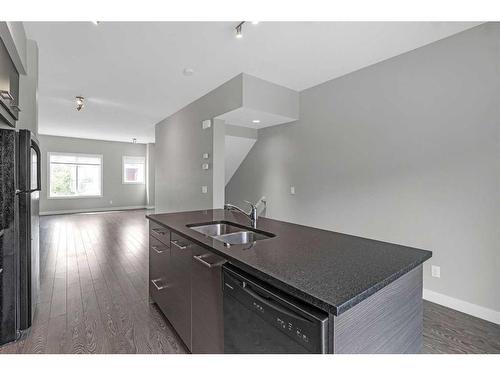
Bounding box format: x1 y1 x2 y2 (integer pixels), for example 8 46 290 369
39 205 149 216
146 206 155 210
423 289 500 325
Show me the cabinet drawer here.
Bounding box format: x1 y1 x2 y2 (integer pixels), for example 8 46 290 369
149 236 172 315
169 232 193 349
149 221 170 245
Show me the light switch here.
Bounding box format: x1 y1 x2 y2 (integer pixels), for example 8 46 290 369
201 186 208 194
202 119 212 130
203 153 209 159
431 265 441 278
290 186 296 195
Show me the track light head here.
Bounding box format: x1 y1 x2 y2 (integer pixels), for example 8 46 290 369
235 22 245 39
236 25 243 38
75 96 85 111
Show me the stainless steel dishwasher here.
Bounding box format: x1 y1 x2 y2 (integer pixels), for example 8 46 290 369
223 264 328 354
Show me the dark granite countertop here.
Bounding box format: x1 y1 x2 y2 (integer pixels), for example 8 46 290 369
147 209 432 316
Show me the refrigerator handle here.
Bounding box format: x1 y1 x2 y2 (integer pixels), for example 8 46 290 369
30 139 42 192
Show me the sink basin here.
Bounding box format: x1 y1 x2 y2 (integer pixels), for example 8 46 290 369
213 231 273 245
188 221 275 245
188 221 245 237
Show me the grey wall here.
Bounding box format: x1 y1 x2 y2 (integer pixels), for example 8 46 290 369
242 73 299 119
39 135 149 214
154 74 243 213
226 23 500 312
17 40 38 136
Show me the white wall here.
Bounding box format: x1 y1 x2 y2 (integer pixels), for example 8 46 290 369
39 135 149 214
226 23 500 317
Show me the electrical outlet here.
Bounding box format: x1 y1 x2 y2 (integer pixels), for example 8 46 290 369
109 200 113 205
290 186 295 195
202 163 209 170
431 265 441 278
201 186 208 194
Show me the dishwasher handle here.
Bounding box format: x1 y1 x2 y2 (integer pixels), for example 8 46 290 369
244 284 311 324
228 275 313 324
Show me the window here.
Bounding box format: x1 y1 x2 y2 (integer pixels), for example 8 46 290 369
122 156 145 184
49 153 102 198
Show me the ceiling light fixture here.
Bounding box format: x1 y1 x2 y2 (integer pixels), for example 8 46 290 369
252 119 261 123
75 96 85 111
235 22 244 39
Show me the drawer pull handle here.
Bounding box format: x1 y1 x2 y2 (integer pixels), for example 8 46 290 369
151 245 165 254
171 240 188 250
0 90 14 101
152 228 166 236
193 254 226 268
151 278 167 291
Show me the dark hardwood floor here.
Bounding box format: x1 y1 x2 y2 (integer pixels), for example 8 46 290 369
0 209 498 354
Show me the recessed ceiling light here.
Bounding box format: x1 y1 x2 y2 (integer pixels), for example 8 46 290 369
183 68 195 76
91 21 99 25
252 119 260 124
251 21 260 25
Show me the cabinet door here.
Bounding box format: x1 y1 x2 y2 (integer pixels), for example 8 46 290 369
149 221 170 245
170 232 192 350
0 38 19 127
191 246 226 353
149 235 173 318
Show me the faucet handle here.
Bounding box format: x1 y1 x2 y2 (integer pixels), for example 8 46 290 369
244 200 257 210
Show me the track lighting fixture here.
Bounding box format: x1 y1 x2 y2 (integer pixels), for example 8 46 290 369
133 138 137 144
235 21 260 39
235 22 244 39
75 96 85 111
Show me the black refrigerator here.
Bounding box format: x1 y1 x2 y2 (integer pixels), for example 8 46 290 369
0 128 41 345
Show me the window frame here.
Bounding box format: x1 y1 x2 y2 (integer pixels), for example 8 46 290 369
122 155 146 185
47 151 104 199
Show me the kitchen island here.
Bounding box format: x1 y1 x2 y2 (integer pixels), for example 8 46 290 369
147 209 432 354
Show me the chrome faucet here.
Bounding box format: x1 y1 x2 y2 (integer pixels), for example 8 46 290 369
224 198 265 228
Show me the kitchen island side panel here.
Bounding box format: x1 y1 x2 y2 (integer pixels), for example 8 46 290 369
332 266 423 354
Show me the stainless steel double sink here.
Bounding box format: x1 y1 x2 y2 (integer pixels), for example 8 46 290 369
187 221 275 245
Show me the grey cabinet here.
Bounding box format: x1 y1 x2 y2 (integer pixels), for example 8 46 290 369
170 232 192 350
0 37 20 128
191 245 226 353
148 221 227 353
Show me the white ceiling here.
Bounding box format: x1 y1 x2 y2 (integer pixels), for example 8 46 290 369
24 22 481 143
